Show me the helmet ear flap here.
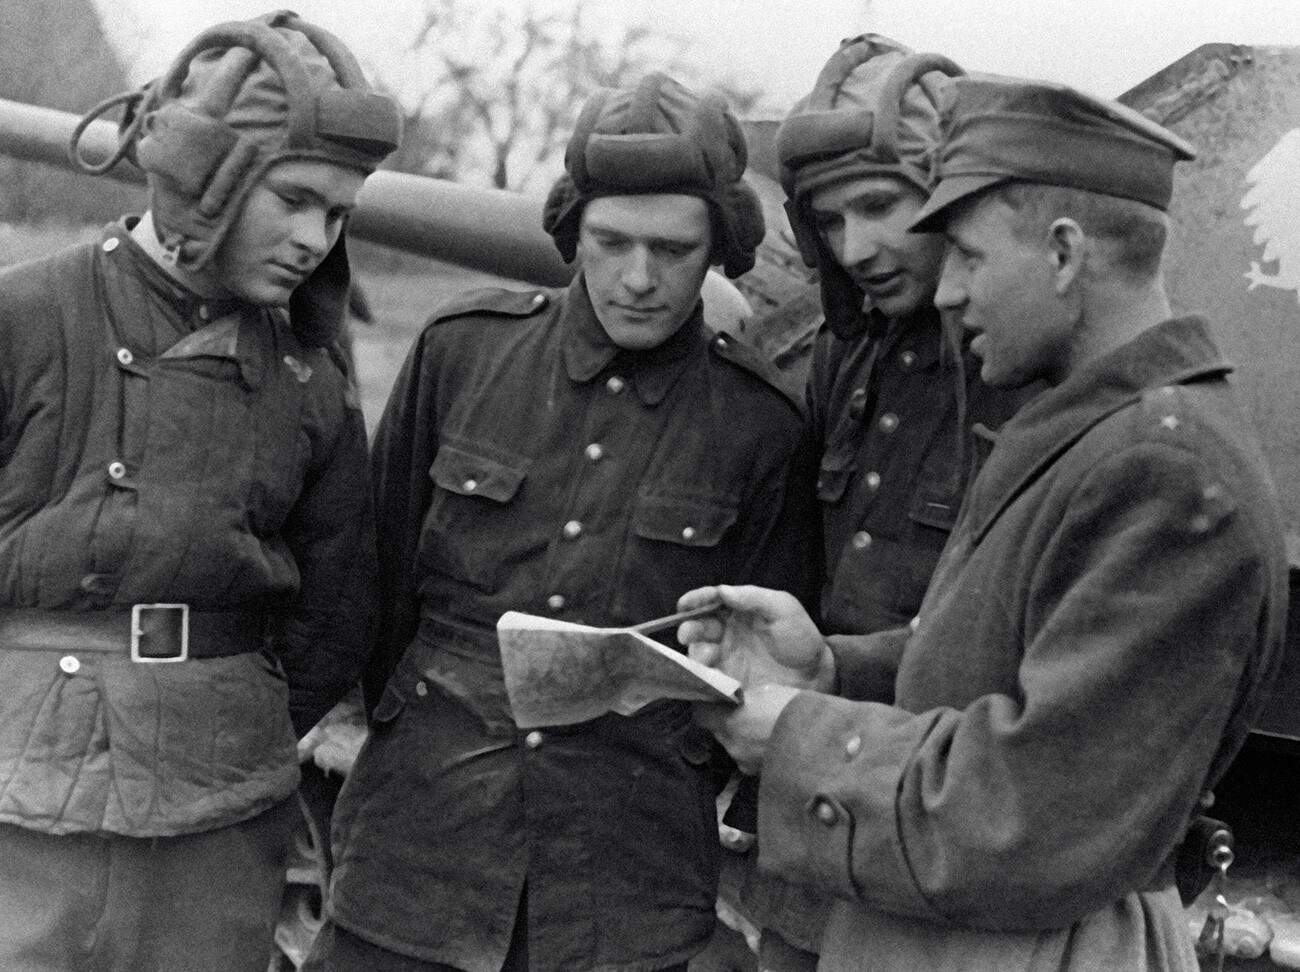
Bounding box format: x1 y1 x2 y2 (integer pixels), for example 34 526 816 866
713 182 765 279
542 174 583 263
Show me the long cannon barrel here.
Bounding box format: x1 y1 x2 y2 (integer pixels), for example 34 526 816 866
0 96 575 287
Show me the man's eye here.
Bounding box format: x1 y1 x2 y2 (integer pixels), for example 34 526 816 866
657 243 694 259
814 213 842 233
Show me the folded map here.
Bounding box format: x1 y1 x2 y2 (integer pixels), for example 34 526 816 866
497 611 742 729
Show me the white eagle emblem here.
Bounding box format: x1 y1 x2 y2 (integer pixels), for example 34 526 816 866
1242 129 1300 300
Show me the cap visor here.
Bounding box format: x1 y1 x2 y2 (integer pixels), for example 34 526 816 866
909 173 1010 233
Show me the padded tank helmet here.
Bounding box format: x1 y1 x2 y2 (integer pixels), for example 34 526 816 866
543 72 765 279
776 34 962 336
71 9 402 273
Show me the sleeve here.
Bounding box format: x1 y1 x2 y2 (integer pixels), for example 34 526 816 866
827 625 910 703
274 378 379 737
362 324 441 712
757 437 1283 930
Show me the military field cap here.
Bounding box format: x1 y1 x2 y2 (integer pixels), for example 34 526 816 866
71 9 403 271
542 72 765 278
911 75 1197 232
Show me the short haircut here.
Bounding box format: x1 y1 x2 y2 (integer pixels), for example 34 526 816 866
990 181 1169 283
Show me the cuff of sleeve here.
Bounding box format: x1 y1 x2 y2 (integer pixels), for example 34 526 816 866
757 690 940 919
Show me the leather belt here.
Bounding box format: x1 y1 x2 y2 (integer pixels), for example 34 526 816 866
0 605 268 662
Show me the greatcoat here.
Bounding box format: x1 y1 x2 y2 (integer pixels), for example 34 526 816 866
760 316 1288 972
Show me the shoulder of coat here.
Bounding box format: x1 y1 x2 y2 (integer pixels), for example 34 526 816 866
707 329 805 418
426 287 556 327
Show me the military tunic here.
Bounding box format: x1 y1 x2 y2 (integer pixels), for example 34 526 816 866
326 277 815 972
760 316 1287 972
0 222 376 837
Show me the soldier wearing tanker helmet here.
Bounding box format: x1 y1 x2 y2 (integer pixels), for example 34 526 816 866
304 72 819 972
699 36 1037 972
0 11 400 971
678 76 1287 972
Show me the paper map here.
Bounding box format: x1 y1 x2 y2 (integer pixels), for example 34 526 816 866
497 611 742 729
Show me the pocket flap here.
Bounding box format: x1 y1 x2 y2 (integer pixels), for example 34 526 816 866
634 492 737 547
429 443 527 503
908 490 959 531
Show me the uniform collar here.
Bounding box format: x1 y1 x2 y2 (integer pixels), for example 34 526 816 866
964 316 1232 544
100 219 298 389
562 275 705 406
107 219 244 332
878 303 948 371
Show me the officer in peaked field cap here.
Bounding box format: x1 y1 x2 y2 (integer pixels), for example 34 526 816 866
674 75 1287 972
0 12 399 972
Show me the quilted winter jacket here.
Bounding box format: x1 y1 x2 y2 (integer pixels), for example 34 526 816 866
0 224 376 837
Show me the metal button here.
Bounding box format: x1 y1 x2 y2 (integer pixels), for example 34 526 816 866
606 376 626 395
108 461 126 480
415 680 428 697
851 531 872 550
547 594 566 611
900 350 917 368
59 655 80 675
845 735 862 757
813 799 839 826
585 443 604 462
101 237 119 253
681 526 697 541
848 388 867 420
879 413 900 433
563 520 583 540
116 347 134 366
525 730 544 749
463 479 478 492
865 471 881 490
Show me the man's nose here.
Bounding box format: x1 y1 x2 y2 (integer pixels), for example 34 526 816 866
620 245 655 293
290 209 331 260
839 214 881 268
934 250 965 312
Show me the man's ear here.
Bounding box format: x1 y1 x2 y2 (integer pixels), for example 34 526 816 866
1048 217 1086 294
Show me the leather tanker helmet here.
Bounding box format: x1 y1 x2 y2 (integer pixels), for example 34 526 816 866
71 9 402 274
543 72 765 279
777 35 962 337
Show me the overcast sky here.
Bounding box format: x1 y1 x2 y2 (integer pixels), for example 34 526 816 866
96 0 1300 106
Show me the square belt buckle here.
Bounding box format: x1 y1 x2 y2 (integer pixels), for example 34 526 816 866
130 603 189 663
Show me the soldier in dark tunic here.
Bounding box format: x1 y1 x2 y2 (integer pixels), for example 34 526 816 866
304 74 818 972
704 36 1037 972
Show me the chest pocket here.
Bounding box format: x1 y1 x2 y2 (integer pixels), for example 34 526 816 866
908 486 960 532
615 488 738 615
426 441 530 591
